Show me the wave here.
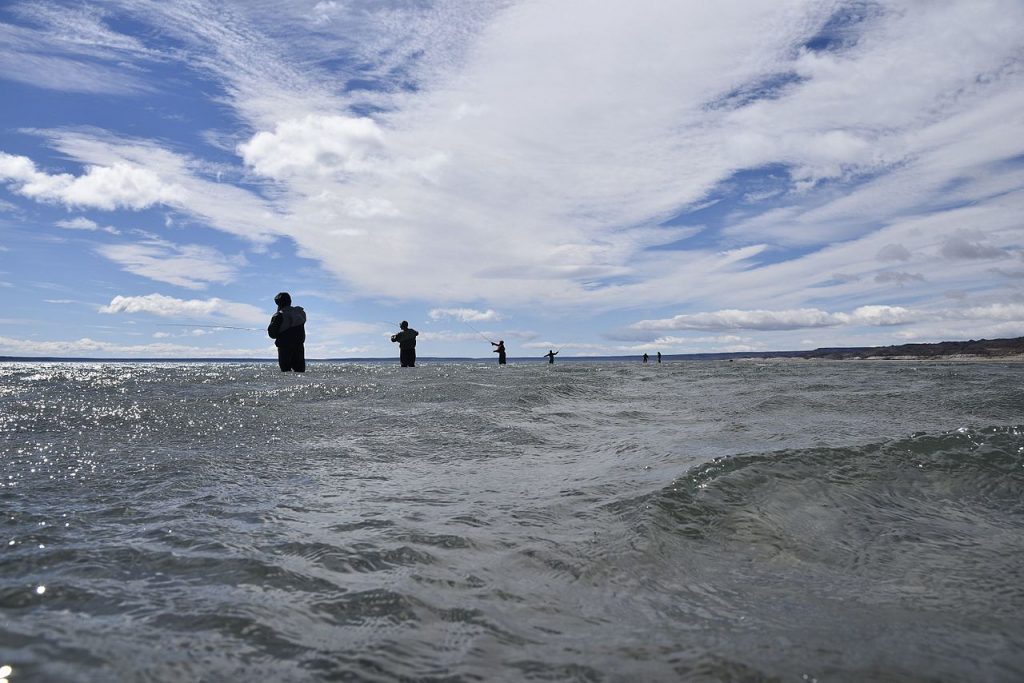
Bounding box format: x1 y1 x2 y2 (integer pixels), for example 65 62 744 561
639 426 1024 616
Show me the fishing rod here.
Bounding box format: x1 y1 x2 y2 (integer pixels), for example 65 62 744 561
460 319 494 344
154 323 261 332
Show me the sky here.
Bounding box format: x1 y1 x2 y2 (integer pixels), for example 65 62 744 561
1 0 1023 359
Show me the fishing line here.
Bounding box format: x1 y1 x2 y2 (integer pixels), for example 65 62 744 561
155 323 260 331
460 319 493 343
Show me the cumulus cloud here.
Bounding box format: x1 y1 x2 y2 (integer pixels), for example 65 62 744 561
96 239 244 289
837 305 916 326
428 307 503 322
238 114 386 180
0 152 185 210
99 293 265 324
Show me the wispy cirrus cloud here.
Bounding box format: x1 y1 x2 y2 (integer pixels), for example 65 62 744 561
0 2 159 95
96 239 245 290
940 236 1012 261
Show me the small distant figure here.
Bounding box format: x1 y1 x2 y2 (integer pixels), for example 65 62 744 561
492 340 506 365
544 349 559 364
643 352 649 363
657 351 662 363
267 292 306 372
391 320 419 367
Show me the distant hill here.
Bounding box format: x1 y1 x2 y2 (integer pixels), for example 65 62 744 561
790 336 1024 360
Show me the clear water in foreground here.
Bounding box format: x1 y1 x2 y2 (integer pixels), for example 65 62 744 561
1 359 1022 682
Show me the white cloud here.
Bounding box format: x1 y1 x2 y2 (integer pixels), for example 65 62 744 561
428 307 502 322
0 334 267 358
312 2 343 26
104 0 342 128
26 131 283 243
9 2 154 55
0 8 158 96
628 302 1024 337
958 303 1024 322
0 48 151 95
55 216 120 234
837 305 916 327
99 293 265 325
652 334 749 346
631 308 841 332
96 239 244 290
238 114 385 180
0 152 185 210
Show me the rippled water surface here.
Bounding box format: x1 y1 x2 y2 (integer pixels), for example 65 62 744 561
2 359 1023 681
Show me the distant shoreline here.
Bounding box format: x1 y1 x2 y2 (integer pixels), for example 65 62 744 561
2 336 1023 363
778 336 1024 361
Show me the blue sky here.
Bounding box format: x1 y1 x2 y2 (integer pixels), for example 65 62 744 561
1 0 1023 359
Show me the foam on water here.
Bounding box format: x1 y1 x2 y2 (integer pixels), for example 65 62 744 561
1 360 1023 681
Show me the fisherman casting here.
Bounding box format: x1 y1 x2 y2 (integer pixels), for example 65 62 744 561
267 292 306 372
492 340 506 365
391 321 419 367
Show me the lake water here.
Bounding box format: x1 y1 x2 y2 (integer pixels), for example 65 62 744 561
1 359 1022 681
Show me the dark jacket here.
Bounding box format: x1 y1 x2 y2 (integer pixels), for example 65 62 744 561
268 306 306 347
391 328 418 349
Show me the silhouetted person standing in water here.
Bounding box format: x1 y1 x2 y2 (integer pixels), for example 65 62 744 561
391 321 419 367
492 340 507 365
643 353 649 363
657 351 662 363
544 349 559 364
267 292 306 372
